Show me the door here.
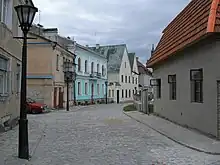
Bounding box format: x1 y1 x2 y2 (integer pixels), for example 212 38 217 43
217 81 220 139
117 90 120 104
53 87 57 108
91 83 94 104
58 87 64 109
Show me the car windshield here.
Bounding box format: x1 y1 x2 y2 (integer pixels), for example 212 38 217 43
27 98 35 103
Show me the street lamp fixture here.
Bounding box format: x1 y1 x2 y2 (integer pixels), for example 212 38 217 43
105 81 108 104
15 1 38 160
64 60 76 111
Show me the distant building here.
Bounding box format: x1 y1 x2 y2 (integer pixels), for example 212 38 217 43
90 44 139 103
27 30 75 109
74 44 107 104
147 0 220 138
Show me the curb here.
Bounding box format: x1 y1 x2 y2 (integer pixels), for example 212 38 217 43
123 111 220 155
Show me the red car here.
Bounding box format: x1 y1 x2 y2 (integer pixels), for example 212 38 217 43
26 98 48 114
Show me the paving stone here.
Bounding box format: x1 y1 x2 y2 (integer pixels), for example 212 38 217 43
1 104 220 164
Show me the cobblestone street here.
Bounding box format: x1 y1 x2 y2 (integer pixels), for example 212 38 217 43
1 104 220 165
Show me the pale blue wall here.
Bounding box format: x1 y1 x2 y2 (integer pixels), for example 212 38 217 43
74 45 107 101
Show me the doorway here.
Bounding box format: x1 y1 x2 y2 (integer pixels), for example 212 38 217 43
58 87 64 109
53 87 57 108
91 83 94 104
117 90 120 104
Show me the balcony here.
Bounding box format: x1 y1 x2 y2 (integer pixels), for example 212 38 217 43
0 22 22 59
90 72 101 79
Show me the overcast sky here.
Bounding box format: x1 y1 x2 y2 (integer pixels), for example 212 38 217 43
33 0 190 63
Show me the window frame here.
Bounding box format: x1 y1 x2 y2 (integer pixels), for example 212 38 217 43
77 82 81 95
78 58 81 72
121 75 123 83
190 69 203 103
168 75 176 100
85 60 88 73
0 56 9 95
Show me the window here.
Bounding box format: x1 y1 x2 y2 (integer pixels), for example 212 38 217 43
132 77 134 84
156 79 161 99
190 69 203 103
136 78 137 84
129 90 131 98
125 76 127 83
0 0 9 24
122 89 124 98
85 83 88 95
85 60 88 73
102 65 104 76
78 82 81 95
112 90 114 97
97 84 99 94
78 58 81 72
125 62 126 68
125 90 128 98
0 57 8 95
109 89 111 97
16 63 21 93
63 57 65 69
97 64 100 73
121 75 123 83
91 62 94 73
129 76 130 83
168 75 176 100
56 55 59 71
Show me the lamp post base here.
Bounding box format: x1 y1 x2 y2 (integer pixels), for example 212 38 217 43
18 119 29 160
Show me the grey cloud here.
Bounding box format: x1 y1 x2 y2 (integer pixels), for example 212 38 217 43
34 0 189 64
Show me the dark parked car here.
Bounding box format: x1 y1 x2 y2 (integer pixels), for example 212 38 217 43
26 98 48 114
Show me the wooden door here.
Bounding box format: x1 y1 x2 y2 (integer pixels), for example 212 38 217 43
58 87 64 108
53 87 57 108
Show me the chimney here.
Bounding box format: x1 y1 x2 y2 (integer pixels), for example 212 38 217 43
151 44 155 56
96 44 100 49
43 28 58 42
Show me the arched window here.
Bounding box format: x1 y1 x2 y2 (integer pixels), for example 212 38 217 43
102 65 104 76
97 64 100 73
78 58 81 72
85 60 88 73
91 62 94 73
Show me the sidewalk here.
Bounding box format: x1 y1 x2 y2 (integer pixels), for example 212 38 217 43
124 111 220 155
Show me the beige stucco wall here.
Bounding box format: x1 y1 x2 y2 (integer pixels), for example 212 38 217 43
153 38 220 137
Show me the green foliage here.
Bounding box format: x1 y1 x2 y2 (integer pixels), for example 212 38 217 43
123 104 137 112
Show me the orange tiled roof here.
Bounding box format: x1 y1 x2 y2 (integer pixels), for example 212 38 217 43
147 0 220 67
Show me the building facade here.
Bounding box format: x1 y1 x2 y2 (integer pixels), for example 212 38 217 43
90 44 139 103
0 0 34 130
75 44 107 104
147 0 220 138
27 32 75 109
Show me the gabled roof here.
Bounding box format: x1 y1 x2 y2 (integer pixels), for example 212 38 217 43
89 44 126 73
128 53 135 70
147 0 220 67
76 44 106 59
137 61 152 76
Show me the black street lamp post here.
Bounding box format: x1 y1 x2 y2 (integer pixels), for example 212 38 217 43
14 1 38 160
105 81 108 104
64 60 76 111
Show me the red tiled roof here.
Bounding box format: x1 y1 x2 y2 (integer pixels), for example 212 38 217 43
147 0 220 67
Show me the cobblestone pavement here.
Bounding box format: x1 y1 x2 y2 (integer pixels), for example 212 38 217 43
1 104 220 165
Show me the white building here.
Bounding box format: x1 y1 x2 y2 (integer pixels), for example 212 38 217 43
90 44 139 103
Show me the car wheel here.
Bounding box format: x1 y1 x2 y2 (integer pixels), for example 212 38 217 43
32 109 38 114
